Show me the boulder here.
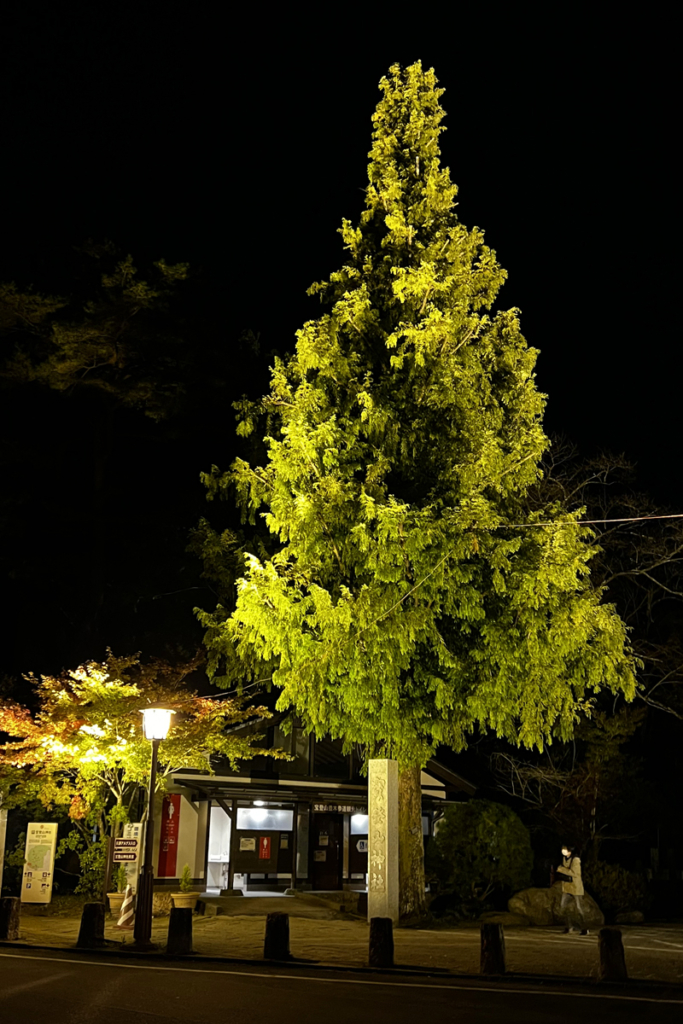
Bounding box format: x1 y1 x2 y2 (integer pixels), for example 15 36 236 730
508 882 604 929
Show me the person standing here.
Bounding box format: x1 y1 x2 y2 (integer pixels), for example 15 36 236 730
556 844 588 934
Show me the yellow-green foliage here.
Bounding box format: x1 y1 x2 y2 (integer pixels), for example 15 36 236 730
198 63 636 768
0 651 282 817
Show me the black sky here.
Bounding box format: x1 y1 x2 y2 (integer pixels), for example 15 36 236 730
1 8 680 676
3 10 678 501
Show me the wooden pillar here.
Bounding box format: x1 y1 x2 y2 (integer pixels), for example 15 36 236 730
264 911 290 960
369 917 394 968
599 927 628 982
226 798 238 892
167 907 193 955
480 923 506 974
368 759 399 924
0 897 20 940
289 803 298 891
77 902 105 949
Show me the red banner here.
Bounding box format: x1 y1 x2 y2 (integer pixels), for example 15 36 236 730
259 836 271 860
157 794 181 877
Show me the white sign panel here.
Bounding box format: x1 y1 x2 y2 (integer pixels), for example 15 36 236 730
0 808 7 893
21 822 58 903
113 839 139 862
119 822 142 892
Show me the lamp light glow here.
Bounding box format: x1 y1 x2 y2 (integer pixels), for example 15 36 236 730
140 707 175 741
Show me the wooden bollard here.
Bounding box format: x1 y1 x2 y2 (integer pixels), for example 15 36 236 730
480 923 506 974
0 897 21 940
264 912 290 960
166 907 193 955
369 917 394 969
599 927 628 982
76 902 106 949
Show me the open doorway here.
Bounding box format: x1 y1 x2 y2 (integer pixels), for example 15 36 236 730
206 803 231 892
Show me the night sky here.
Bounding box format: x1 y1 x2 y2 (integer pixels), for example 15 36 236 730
1 9 679 680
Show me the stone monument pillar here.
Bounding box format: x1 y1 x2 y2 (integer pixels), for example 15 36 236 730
368 758 399 924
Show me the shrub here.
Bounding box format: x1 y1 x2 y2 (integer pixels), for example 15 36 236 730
179 864 193 893
2 832 26 895
426 799 533 910
56 829 107 898
113 864 128 893
585 861 650 916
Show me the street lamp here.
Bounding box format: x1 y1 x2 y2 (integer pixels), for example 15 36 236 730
133 705 175 947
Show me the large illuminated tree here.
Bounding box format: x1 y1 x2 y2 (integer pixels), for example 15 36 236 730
198 62 636 918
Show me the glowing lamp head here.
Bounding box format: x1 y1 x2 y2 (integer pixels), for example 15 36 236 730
140 706 175 741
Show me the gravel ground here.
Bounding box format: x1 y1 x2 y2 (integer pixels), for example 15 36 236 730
6 894 682 984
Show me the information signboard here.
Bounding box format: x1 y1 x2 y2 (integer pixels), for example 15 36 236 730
0 807 7 893
113 839 139 861
21 822 58 904
114 822 142 891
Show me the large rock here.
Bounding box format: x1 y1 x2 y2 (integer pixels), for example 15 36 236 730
508 882 604 929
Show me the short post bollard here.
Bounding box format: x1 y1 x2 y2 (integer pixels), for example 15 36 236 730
480 923 506 974
77 902 106 949
369 917 394 969
0 897 21 941
166 907 194 955
264 912 290 960
599 927 628 982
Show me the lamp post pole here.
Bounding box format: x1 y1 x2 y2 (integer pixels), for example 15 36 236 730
133 737 160 947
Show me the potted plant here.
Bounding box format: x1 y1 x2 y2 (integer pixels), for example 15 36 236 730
107 864 129 917
171 864 200 910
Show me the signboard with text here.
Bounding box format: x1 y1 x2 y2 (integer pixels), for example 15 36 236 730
232 831 280 873
112 822 142 891
114 839 139 861
21 822 58 904
157 794 181 877
313 803 367 814
0 807 7 893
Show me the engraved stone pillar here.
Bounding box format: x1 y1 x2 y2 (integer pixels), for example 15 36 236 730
368 758 399 924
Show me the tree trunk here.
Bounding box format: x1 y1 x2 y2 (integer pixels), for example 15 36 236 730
398 765 426 921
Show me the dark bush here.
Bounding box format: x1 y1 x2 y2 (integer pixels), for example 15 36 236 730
585 861 650 917
426 799 533 915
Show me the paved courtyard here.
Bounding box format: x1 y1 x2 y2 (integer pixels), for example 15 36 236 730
5 895 682 985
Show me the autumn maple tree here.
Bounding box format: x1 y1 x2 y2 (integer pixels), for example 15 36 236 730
0 651 280 892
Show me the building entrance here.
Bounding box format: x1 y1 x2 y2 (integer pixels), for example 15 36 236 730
310 812 343 890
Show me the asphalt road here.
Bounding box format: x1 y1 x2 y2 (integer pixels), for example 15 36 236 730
1 950 682 1024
